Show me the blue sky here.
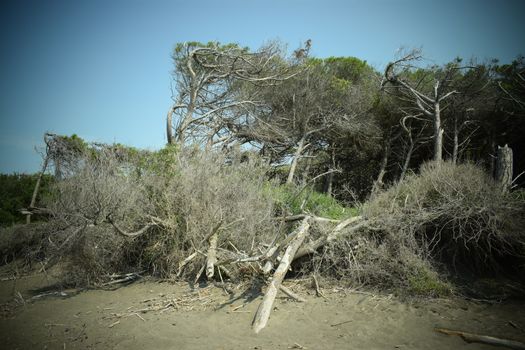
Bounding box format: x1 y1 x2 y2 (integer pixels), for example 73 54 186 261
1 0 524 173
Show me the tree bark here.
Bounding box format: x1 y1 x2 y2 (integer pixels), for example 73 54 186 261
495 145 513 192
252 218 310 333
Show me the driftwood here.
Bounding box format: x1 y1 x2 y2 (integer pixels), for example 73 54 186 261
252 217 311 333
435 328 525 350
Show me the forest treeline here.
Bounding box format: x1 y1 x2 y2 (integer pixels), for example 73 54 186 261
1 41 524 317
165 41 525 197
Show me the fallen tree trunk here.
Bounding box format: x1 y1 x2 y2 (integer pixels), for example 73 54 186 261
252 217 310 333
294 216 364 260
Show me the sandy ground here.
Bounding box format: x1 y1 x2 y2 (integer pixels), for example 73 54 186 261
1 271 525 350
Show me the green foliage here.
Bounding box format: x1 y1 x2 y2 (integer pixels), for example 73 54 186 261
323 56 375 83
0 173 53 226
267 184 357 219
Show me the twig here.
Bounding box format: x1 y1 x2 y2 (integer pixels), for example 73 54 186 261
279 285 306 303
312 274 325 298
331 320 352 327
108 320 120 328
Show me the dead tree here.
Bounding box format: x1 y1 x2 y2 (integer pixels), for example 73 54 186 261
382 50 461 162
167 41 301 147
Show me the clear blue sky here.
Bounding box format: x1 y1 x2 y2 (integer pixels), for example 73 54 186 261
1 0 524 173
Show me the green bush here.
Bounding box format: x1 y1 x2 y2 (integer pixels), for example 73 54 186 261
267 184 358 219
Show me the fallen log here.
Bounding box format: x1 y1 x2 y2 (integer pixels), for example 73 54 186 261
252 217 310 333
294 216 364 260
435 328 525 350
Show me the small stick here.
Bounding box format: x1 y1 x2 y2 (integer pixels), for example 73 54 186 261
312 275 325 298
279 285 306 303
331 320 352 327
108 320 120 328
133 313 145 321
232 304 246 311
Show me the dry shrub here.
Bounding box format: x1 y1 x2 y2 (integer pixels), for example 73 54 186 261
144 149 277 277
33 146 277 284
44 147 154 228
307 161 524 296
0 222 60 266
365 161 525 269
302 218 450 296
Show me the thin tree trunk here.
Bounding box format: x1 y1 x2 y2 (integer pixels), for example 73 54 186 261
495 145 513 193
286 135 306 185
166 106 174 145
434 101 443 162
400 141 414 182
373 135 391 191
324 171 334 197
301 150 312 187
452 115 459 164
27 155 49 224
323 146 336 197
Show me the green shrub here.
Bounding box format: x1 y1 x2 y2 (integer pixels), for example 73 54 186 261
267 184 358 219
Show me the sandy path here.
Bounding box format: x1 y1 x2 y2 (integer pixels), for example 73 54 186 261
1 276 524 350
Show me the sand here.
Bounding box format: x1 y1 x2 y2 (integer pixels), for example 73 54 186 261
1 272 524 350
